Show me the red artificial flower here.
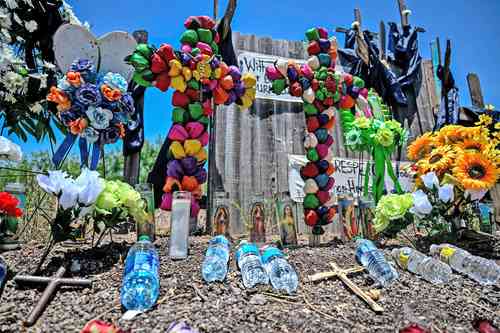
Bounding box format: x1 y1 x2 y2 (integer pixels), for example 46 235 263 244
80 320 128 333
0 192 22 218
399 324 431 333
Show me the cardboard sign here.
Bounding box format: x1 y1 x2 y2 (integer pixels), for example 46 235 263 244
288 154 414 202
237 51 304 102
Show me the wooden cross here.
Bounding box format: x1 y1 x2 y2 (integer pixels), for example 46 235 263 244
308 261 384 313
397 0 426 33
14 266 92 327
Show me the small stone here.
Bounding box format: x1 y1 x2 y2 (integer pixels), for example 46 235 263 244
249 294 267 305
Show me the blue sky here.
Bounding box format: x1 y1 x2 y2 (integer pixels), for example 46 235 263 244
11 0 500 153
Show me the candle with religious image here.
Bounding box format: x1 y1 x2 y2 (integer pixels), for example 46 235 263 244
169 191 191 260
135 183 156 242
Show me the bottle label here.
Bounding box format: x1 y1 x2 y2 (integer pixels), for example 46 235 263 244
210 235 230 247
235 243 259 263
399 251 409 269
125 251 158 276
440 247 456 264
261 247 284 264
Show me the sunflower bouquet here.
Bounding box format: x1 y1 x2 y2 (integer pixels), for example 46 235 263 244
339 89 408 202
404 115 499 235
407 117 499 199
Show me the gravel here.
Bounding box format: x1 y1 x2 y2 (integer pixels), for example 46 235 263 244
0 235 499 332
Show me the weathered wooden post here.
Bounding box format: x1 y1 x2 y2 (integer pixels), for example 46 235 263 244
123 30 148 186
466 73 485 109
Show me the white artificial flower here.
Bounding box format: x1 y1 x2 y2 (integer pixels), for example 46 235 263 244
3 93 16 103
421 172 439 190
0 8 12 29
29 102 43 114
23 0 34 7
43 61 56 70
24 20 37 32
62 1 82 25
75 168 104 206
36 170 70 196
0 136 22 161
465 189 488 201
438 184 454 203
59 180 79 210
410 190 433 217
5 0 18 9
12 13 22 25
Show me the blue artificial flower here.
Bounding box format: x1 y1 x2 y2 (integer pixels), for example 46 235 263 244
81 126 100 144
86 106 113 130
119 93 135 114
102 72 128 93
75 83 101 106
57 77 75 94
101 126 120 144
70 59 94 73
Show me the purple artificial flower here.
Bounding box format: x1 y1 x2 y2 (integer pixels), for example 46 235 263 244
101 126 120 144
180 53 191 66
59 109 79 126
166 321 199 333
119 93 135 115
75 83 102 106
70 59 94 73
210 57 220 69
233 81 245 98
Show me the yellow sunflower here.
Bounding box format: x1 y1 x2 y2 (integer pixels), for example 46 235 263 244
435 125 466 146
407 133 436 161
476 114 493 127
453 152 498 190
416 145 457 175
456 138 488 153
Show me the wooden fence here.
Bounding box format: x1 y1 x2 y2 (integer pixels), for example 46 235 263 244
214 32 439 235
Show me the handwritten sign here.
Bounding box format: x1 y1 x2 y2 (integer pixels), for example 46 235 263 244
237 51 304 102
288 154 414 202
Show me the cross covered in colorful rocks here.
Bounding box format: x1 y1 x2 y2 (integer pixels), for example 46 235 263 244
266 27 368 241
126 16 257 218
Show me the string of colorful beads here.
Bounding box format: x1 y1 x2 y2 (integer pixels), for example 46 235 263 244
126 16 256 218
265 27 367 235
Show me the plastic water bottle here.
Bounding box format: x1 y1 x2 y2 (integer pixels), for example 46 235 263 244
121 235 160 311
0 256 6 286
429 244 500 285
261 246 298 294
202 235 230 282
355 239 398 287
235 241 268 288
392 247 452 284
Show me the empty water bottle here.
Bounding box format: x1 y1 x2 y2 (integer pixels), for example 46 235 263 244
392 247 452 284
121 235 160 311
0 256 6 286
202 235 230 282
235 241 268 288
429 244 500 285
355 239 398 287
261 246 298 294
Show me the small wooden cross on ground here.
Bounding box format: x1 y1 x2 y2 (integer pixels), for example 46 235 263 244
14 266 92 327
308 261 384 313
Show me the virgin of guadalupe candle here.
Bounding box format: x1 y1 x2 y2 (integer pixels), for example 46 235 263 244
135 183 156 241
169 191 191 260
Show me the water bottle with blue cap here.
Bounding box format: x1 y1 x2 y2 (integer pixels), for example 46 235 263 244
121 235 160 311
202 235 230 282
261 246 298 294
235 241 268 288
355 238 398 287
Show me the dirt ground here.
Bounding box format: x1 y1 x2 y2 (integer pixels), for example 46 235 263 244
0 234 499 333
